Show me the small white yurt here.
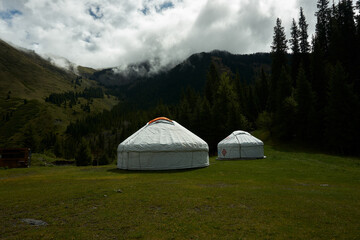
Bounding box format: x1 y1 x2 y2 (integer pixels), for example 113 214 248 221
117 117 209 170
217 130 264 159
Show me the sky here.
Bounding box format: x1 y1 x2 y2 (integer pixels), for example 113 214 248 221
0 0 318 70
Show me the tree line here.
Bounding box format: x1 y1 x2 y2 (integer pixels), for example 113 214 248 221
45 87 104 107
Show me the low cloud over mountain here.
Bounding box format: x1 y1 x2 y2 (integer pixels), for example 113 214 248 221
0 0 316 69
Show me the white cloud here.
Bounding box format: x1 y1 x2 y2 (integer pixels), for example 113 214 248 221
0 0 318 69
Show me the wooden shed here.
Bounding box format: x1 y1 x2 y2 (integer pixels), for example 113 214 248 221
0 148 31 168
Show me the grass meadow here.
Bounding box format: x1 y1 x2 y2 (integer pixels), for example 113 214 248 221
1 145 359 239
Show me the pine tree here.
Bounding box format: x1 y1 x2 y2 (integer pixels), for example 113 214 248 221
289 18 300 85
356 0 360 95
270 18 288 112
213 73 241 139
356 1 360 36
328 0 356 77
340 0 357 83
315 0 330 55
299 7 310 54
311 1 333 140
328 2 341 63
290 19 300 54
271 18 288 56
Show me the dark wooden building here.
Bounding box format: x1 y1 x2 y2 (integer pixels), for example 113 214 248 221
0 148 31 168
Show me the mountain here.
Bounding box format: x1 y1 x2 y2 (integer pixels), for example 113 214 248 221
90 50 272 107
0 39 118 148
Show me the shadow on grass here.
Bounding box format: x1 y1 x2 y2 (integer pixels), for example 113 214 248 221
270 142 328 155
268 142 360 163
107 166 206 174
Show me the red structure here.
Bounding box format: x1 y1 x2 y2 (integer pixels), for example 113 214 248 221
0 148 31 168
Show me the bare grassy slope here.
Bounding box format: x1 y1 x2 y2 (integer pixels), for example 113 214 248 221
0 39 77 100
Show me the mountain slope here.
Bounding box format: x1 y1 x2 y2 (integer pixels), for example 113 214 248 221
0 39 79 100
90 51 272 107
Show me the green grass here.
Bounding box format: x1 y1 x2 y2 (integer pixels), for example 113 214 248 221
0 99 41 145
0 145 359 239
30 153 74 166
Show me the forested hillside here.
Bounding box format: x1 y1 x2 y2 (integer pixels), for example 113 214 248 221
90 51 271 107
65 0 360 162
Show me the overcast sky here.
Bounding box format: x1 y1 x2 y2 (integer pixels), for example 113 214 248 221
0 0 318 69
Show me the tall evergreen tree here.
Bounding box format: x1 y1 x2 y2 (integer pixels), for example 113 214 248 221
213 73 248 141
315 0 330 55
290 19 300 54
289 18 300 86
311 1 332 140
271 18 288 58
328 2 341 62
328 0 356 77
355 0 360 94
339 0 356 72
270 18 288 111
356 1 360 35
299 7 310 54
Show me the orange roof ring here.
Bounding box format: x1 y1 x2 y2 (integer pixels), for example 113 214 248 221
148 117 173 125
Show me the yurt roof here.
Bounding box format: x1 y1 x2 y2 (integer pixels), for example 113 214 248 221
218 130 263 147
118 117 208 152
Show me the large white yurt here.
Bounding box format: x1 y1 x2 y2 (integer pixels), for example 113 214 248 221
117 117 209 170
217 130 264 159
